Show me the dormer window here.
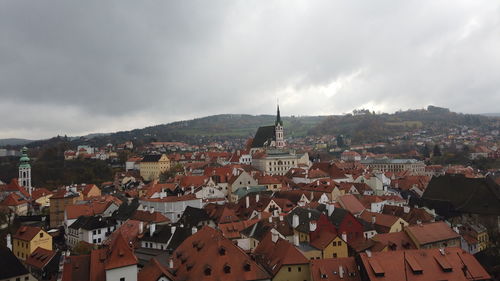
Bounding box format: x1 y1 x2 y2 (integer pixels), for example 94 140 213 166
219 247 226 256
244 263 251 272
224 265 231 274
204 267 212 276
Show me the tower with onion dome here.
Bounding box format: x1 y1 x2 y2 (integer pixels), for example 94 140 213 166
18 147 32 196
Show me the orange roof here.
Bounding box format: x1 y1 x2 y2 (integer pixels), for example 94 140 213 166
89 248 106 281
31 188 53 200
25 247 56 269
405 221 460 245
131 210 170 223
0 193 28 206
359 248 490 280
138 258 175 281
172 226 271 280
0 178 30 198
372 232 416 251
310 229 339 250
338 194 365 215
219 219 260 239
13 225 44 241
105 219 143 246
61 255 90 281
104 232 138 270
254 232 309 275
310 257 361 281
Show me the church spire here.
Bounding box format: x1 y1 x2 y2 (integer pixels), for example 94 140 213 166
275 104 283 126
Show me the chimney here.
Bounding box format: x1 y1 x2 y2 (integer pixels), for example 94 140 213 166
268 216 273 223
160 192 165 199
292 214 299 228
279 215 283 221
271 230 279 242
150 223 156 237
403 206 410 213
309 221 317 232
371 215 376 224
192 226 198 235
342 232 347 243
258 212 262 219
6 234 12 251
339 265 344 279
191 186 194 194
144 206 149 212
139 221 144 234
246 196 250 209
256 194 260 203
308 212 312 219
150 207 154 214
293 233 299 246
327 204 335 216
366 249 372 258
171 226 177 234
169 258 174 268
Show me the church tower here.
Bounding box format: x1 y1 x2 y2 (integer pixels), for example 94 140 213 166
275 105 285 149
19 147 32 196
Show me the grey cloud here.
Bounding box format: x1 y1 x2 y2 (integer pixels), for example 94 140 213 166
0 0 499 139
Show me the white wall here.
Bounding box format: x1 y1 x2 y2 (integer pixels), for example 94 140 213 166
105 265 137 281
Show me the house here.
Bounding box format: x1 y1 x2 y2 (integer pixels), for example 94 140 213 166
371 231 416 252
12 225 52 261
254 232 311 281
140 194 203 222
67 216 118 248
359 211 409 234
326 207 366 246
405 221 461 249
358 248 490 281
169 226 271 281
49 187 82 228
31 188 53 208
24 247 61 281
140 154 171 181
338 194 365 216
0 246 36 281
381 205 435 225
0 192 28 216
61 232 139 281
310 257 361 281
309 228 348 259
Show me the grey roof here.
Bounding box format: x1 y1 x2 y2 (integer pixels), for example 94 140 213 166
328 208 351 228
285 207 321 233
69 216 116 230
141 224 174 244
241 221 273 241
142 154 163 162
361 157 422 164
251 125 276 148
0 246 29 279
178 206 211 228
421 174 500 216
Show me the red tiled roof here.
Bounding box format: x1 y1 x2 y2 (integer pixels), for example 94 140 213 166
310 257 361 281
25 247 56 269
310 229 339 250
31 188 53 200
338 194 365 215
0 178 30 198
405 221 460 245
372 232 416 251
131 210 170 223
359 248 490 281
172 226 271 280
254 232 309 275
61 255 90 281
138 258 175 281
0 192 28 206
219 219 260 239
104 232 138 270
13 225 43 241
105 219 143 247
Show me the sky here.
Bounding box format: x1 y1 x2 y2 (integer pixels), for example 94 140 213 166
1 1 499 139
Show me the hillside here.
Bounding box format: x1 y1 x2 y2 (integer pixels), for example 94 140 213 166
309 106 499 143
0 138 33 146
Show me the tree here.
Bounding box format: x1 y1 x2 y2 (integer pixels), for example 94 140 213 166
433 145 442 157
159 164 184 183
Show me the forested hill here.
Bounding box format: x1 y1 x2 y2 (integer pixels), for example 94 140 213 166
16 106 500 149
309 106 500 143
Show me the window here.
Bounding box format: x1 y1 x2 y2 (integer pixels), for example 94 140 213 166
120 278 125 281
40 232 44 238
98 229 101 234
93 230 97 235
298 267 301 272
288 267 291 272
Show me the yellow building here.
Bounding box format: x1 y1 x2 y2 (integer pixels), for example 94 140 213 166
310 231 348 259
254 235 311 281
12 226 52 261
140 154 171 181
49 189 82 228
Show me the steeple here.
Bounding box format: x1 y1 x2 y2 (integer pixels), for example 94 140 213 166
275 104 283 126
19 146 32 196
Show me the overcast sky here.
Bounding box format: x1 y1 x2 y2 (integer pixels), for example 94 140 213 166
1 1 499 139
